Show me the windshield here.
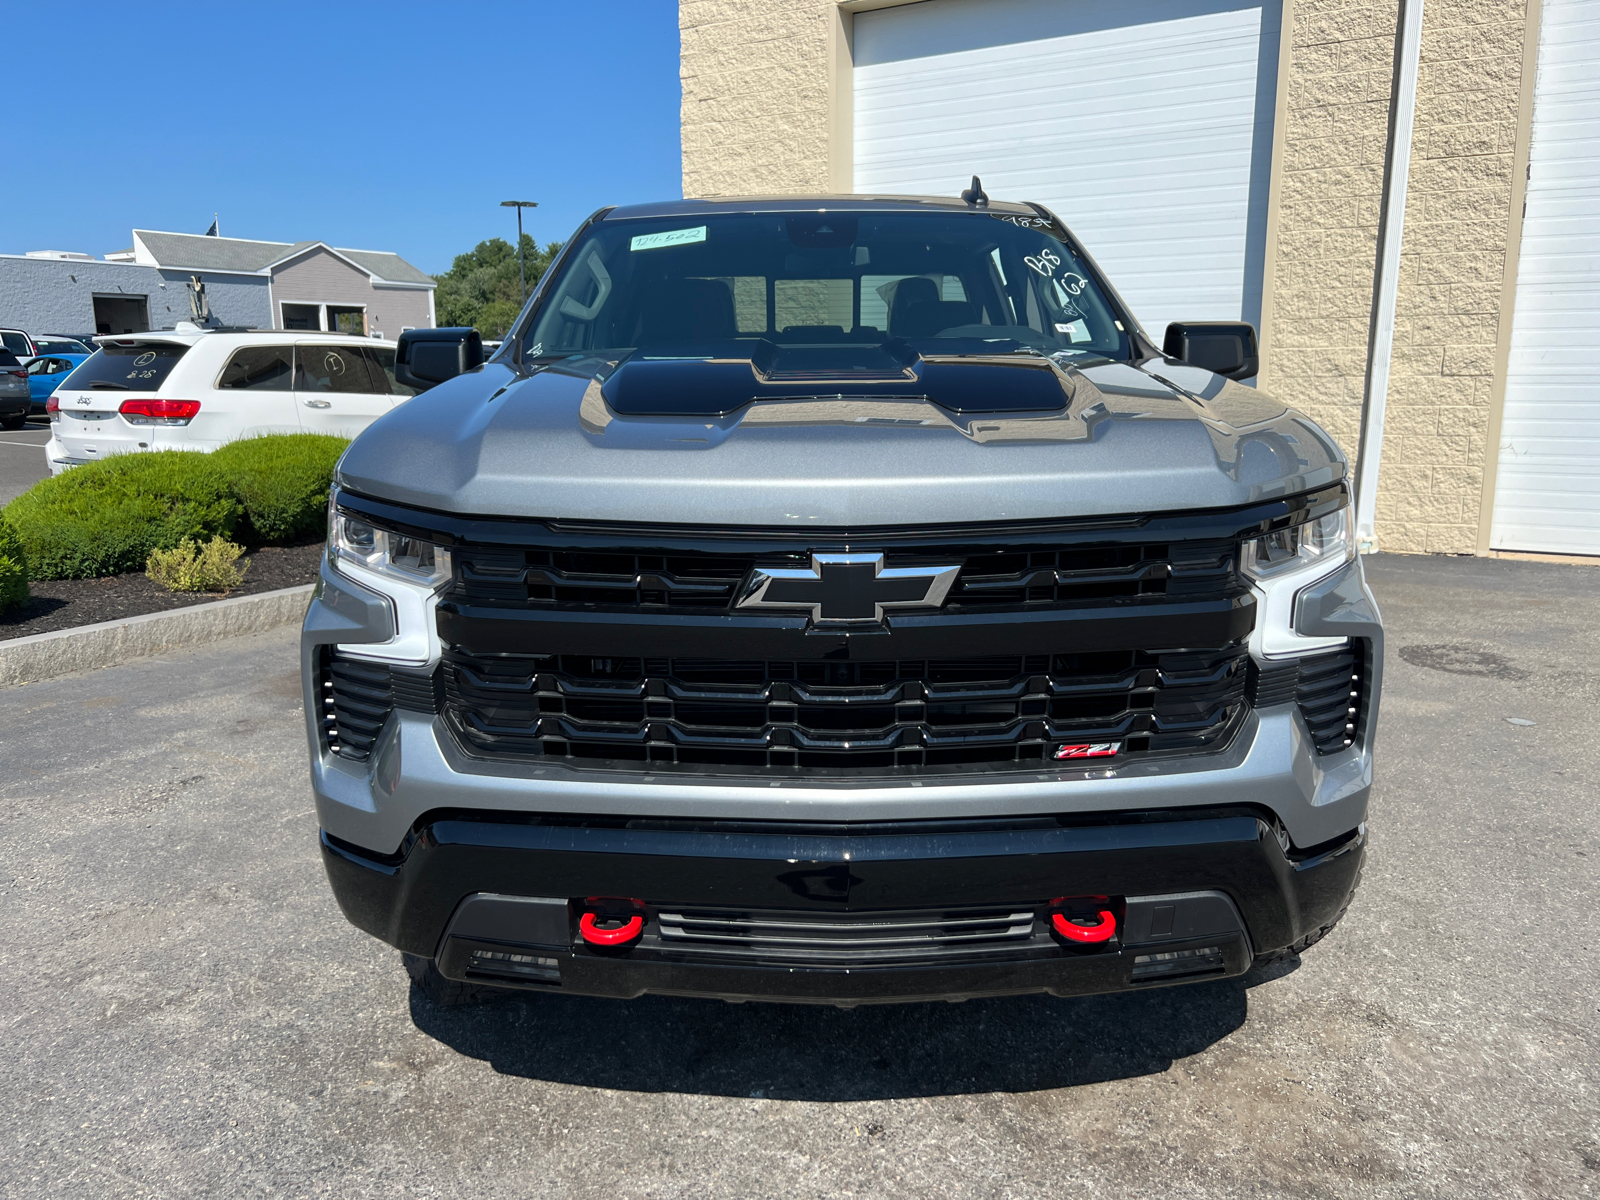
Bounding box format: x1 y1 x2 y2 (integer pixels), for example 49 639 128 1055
60 342 189 391
519 211 1129 363
35 339 89 355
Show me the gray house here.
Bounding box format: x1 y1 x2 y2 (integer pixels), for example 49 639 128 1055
1 230 435 339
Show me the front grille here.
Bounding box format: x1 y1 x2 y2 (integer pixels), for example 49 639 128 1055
654 905 1039 965
320 650 440 762
441 645 1249 773
452 537 1243 613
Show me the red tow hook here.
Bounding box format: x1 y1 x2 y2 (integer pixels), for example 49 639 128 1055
1050 899 1118 944
579 902 644 948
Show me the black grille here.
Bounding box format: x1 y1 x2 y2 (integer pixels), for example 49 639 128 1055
320 650 440 762
441 645 1249 773
452 537 1243 613
1246 643 1365 755
1295 646 1362 753
653 906 1040 965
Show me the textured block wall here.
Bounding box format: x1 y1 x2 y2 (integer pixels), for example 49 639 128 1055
1257 0 1397 474
680 0 834 196
1379 0 1528 553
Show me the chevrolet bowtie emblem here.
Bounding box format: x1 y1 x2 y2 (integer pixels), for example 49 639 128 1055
733 553 959 627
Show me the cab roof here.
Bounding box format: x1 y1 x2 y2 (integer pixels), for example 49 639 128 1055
602 194 1046 221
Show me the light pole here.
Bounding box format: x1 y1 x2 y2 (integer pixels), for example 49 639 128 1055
500 200 539 304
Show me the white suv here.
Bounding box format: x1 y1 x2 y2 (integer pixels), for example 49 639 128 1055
45 328 418 474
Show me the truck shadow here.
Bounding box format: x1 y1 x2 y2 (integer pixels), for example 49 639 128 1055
409 961 1295 1100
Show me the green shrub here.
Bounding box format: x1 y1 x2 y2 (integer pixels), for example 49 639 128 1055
146 535 248 593
0 517 27 614
2 452 240 580
210 434 349 543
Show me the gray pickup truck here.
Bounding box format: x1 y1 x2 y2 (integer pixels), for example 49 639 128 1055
303 192 1380 1006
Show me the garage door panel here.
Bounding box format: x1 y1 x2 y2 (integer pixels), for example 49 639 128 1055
1491 0 1600 554
854 0 1280 340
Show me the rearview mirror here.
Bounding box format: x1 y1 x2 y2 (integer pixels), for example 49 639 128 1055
394 327 484 391
1162 321 1259 381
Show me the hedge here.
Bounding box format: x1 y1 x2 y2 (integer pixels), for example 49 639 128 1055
2 452 240 580
211 434 349 543
0 518 27 613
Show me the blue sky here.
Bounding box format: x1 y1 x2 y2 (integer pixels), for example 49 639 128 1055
8 2 681 275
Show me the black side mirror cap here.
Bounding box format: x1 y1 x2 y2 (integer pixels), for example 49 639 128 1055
394 327 484 391
1162 321 1259 381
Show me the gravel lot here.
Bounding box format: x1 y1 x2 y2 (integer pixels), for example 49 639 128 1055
2 553 1595 1199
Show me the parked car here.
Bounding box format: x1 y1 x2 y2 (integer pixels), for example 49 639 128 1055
31 335 92 356
306 193 1381 1008
44 329 417 473
26 352 91 414
0 349 31 429
0 329 37 358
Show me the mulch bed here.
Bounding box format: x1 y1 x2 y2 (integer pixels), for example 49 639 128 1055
1 539 324 642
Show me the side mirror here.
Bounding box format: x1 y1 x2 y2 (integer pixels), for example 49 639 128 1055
1163 321 1259 381
394 327 484 391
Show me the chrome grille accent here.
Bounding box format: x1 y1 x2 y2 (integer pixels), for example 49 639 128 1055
655 906 1039 964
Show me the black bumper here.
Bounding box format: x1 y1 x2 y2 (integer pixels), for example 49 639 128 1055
321 808 1363 1005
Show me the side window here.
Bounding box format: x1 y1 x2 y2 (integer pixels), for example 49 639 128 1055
294 345 383 394
366 346 417 397
217 345 293 391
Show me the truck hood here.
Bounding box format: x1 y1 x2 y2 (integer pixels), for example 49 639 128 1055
336 354 1346 526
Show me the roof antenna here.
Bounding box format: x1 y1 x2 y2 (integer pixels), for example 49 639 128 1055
960 175 990 208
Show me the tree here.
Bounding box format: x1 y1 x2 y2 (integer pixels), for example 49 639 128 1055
432 235 563 339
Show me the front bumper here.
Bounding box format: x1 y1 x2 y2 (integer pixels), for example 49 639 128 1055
321 808 1364 1004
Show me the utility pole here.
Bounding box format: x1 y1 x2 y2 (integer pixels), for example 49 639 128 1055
500 200 539 305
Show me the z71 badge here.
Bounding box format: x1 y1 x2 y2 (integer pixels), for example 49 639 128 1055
1054 742 1120 760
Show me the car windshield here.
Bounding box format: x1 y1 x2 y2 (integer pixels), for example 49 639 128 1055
60 342 189 391
35 339 89 355
519 211 1130 363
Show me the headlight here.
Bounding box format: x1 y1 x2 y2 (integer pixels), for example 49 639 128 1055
330 509 451 590
1244 497 1355 660
1241 503 1353 582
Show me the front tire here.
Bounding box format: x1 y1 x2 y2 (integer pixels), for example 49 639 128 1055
0 414 24 431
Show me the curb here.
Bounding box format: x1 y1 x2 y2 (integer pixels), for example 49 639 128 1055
0 584 314 688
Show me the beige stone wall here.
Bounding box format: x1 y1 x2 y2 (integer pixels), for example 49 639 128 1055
680 0 834 196
1257 0 1396 469
1378 0 1529 553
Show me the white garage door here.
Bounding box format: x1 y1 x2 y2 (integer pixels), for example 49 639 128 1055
1490 0 1600 556
852 0 1282 342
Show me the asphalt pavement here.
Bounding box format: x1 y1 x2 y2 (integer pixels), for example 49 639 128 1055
0 419 52 506
2 553 1596 1199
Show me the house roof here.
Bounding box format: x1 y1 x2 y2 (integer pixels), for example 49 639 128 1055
130 230 433 286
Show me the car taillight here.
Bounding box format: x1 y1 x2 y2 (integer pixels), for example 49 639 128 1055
46 395 59 414
119 398 201 425
4 369 24 379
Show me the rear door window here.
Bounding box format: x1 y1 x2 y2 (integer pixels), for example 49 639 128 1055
61 343 189 391
217 345 294 390
294 344 384 394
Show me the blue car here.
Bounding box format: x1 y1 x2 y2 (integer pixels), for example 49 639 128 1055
25 352 90 414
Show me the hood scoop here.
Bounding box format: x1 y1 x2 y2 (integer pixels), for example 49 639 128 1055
599 339 1073 417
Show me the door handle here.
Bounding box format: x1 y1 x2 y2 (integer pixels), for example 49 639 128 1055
303 399 332 409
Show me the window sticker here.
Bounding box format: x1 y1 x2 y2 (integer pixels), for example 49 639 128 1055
1054 320 1092 343
630 226 707 252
